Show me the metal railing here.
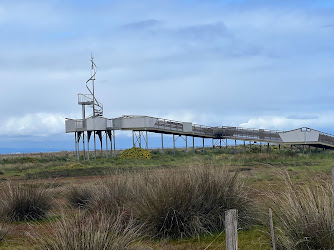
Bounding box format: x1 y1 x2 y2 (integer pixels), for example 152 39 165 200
78 93 103 117
192 124 215 135
78 93 94 104
213 126 283 142
154 118 183 132
318 131 334 146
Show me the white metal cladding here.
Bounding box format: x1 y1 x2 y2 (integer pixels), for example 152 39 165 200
120 116 155 129
65 119 84 132
118 115 186 133
112 117 123 130
279 128 320 143
107 119 113 129
65 119 76 133
65 117 107 132
86 117 108 131
182 122 193 132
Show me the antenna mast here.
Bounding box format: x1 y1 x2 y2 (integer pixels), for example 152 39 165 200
78 55 103 118
89 54 96 117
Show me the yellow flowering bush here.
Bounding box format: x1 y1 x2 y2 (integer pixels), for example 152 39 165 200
119 147 151 160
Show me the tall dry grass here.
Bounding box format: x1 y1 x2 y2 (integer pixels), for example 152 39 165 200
67 185 96 209
33 210 142 250
266 172 334 249
0 223 9 244
90 174 139 216
66 167 255 239
0 182 52 221
66 174 139 217
134 167 255 239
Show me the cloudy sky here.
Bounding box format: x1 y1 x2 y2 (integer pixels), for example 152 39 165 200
1 0 334 152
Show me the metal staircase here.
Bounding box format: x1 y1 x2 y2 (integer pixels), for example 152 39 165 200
78 55 103 118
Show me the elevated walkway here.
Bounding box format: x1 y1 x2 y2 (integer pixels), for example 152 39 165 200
65 115 334 149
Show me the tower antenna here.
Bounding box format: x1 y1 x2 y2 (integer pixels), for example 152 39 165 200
78 54 103 118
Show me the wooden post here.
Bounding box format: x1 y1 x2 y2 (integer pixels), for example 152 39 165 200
225 209 238 250
269 208 276 250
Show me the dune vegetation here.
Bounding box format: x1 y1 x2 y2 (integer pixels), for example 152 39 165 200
0 146 333 249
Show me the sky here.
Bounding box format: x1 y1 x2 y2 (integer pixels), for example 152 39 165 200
1 0 334 153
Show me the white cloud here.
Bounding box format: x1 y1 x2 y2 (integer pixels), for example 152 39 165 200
240 114 334 132
0 113 66 137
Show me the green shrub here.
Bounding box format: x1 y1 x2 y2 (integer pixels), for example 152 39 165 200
266 172 334 249
33 211 141 250
0 182 52 221
134 167 255 239
119 147 151 160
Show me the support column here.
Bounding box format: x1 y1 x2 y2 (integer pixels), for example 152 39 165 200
203 138 205 153
291 144 293 153
82 132 86 160
82 105 85 121
75 132 78 160
173 135 176 155
100 132 103 158
220 139 222 153
110 131 113 158
235 140 237 154
302 145 305 154
193 136 195 153
139 131 142 149
279 144 281 153
249 141 251 152
212 138 214 152
94 131 97 160
146 131 148 149
226 139 228 153
260 142 262 152
87 132 90 160
267 143 270 153
106 131 108 159
132 131 135 148
161 133 164 155
244 141 246 153
186 136 188 154
113 130 116 158
309 145 311 154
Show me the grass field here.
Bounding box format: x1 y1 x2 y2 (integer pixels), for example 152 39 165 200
0 146 333 249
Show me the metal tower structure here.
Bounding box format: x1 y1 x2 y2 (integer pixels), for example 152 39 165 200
78 54 103 119
67 56 115 161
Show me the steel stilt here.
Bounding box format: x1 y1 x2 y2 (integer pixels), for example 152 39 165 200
186 136 188 154
106 131 108 159
202 138 205 153
161 133 164 155
94 131 96 160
